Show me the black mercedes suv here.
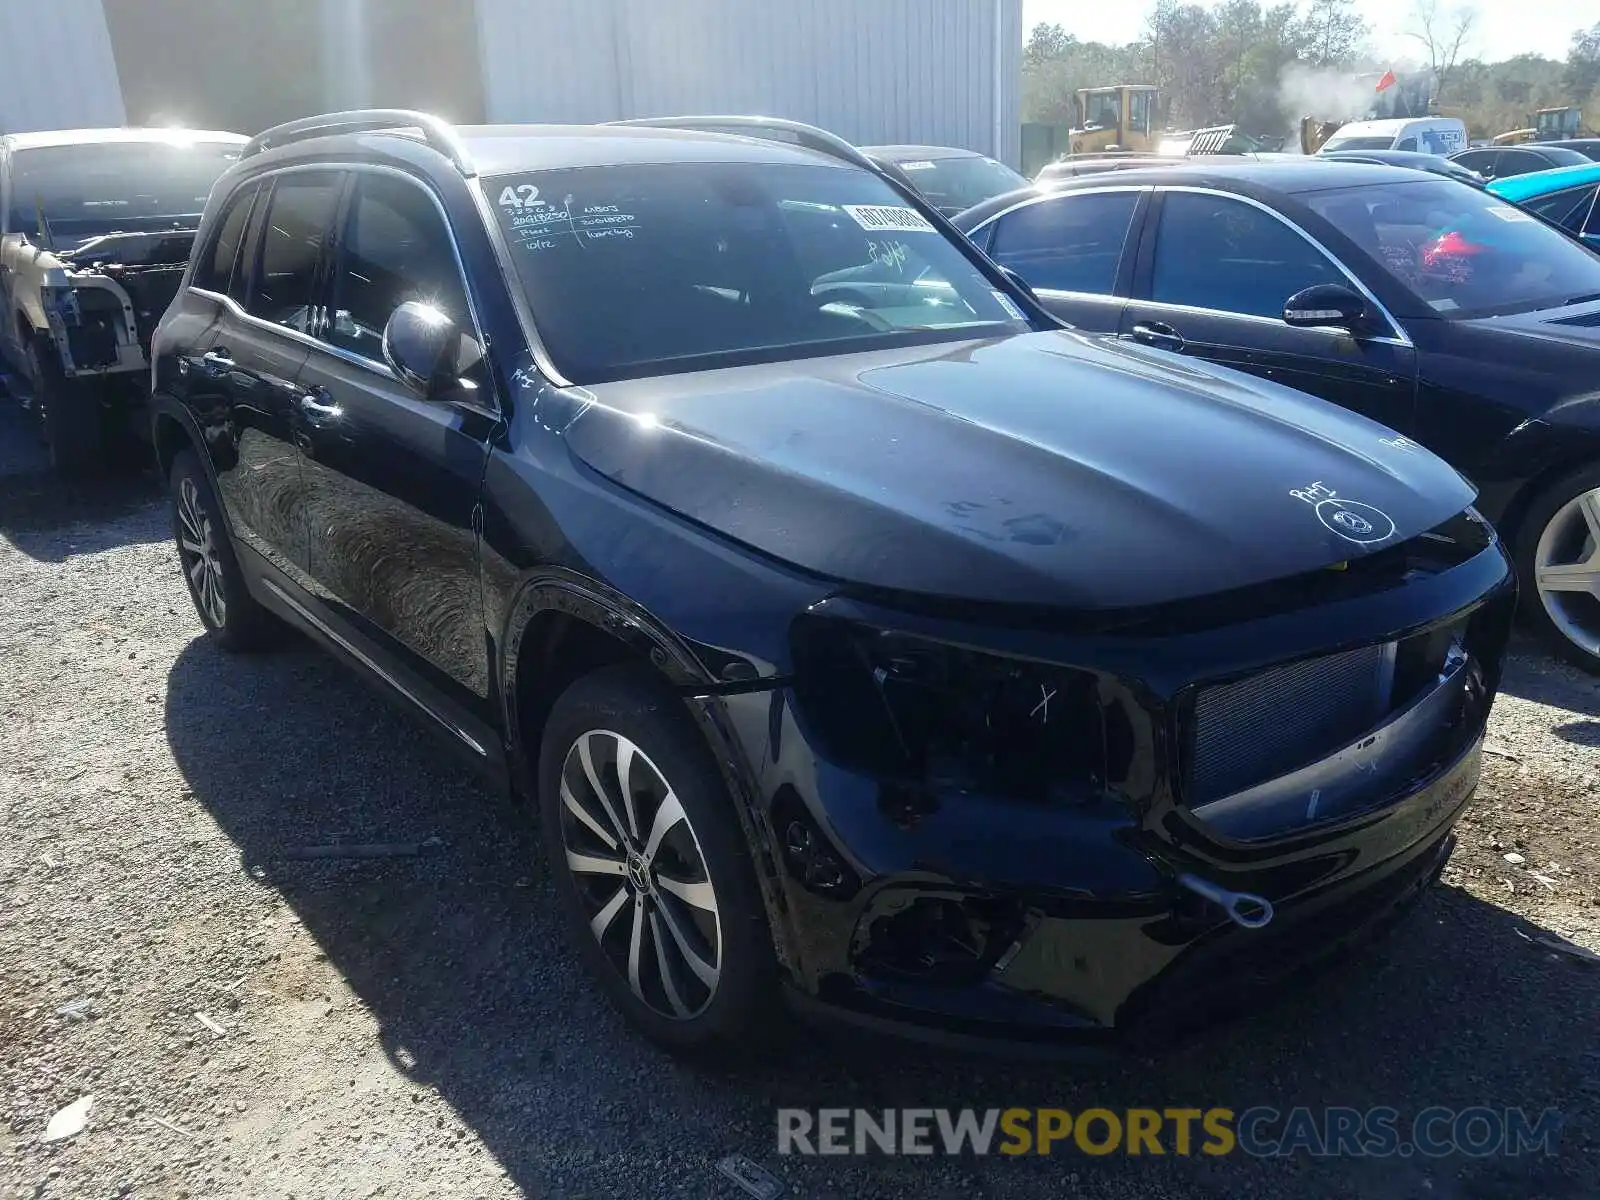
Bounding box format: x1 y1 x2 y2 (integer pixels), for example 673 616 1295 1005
152 110 1515 1057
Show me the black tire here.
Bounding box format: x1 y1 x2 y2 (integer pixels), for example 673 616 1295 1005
169 448 279 652
29 335 109 479
537 663 780 1058
1514 461 1600 674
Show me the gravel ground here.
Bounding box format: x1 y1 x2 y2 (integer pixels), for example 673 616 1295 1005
1 402 1596 1200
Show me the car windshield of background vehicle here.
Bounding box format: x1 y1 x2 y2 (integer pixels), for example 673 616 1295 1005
488 161 1030 382
1307 179 1600 319
9 142 241 246
1320 136 1397 152
897 155 1028 210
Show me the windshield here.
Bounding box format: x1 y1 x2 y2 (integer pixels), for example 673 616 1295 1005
1320 136 1397 152
895 155 1028 211
488 161 1029 383
9 141 241 243
1306 178 1600 318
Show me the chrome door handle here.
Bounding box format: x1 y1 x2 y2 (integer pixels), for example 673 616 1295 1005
1131 322 1185 351
299 390 341 421
200 348 235 372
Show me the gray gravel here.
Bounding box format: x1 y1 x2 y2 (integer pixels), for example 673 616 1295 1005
1 402 1596 1200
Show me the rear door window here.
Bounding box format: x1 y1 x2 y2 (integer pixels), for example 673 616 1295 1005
1452 149 1499 178
986 191 1141 295
248 172 344 334
1149 192 1344 318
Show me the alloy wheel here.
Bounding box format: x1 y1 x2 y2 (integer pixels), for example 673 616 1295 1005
558 729 722 1020
1534 485 1600 659
176 477 228 629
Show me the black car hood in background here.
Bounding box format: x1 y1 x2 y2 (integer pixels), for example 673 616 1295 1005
566 331 1476 610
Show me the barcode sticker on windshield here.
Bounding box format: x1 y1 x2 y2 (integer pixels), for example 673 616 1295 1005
1488 206 1534 222
900 160 938 171
843 204 936 233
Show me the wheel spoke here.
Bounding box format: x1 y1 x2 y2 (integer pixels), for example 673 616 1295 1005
187 555 207 587
626 894 646 1001
1538 563 1600 593
179 536 205 556
565 848 627 877
649 911 692 1017
656 873 718 915
561 779 619 851
655 893 719 988
577 735 631 847
614 740 641 840
589 885 629 941
1578 489 1600 546
643 789 685 863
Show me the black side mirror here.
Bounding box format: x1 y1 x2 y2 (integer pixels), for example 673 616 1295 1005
1283 283 1367 332
382 301 479 397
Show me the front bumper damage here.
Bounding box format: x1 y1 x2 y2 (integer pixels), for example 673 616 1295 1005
720 523 1516 1053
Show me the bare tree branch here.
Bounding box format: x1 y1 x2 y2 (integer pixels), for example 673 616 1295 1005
1406 0 1478 101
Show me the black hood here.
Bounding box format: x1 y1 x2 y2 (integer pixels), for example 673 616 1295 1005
565 331 1476 610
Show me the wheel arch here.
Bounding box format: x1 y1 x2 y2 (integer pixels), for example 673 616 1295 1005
149 394 240 539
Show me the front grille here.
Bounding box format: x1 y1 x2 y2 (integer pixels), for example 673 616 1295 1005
1190 642 1393 804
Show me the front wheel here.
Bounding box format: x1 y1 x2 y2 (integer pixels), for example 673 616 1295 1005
29 335 108 479
537 664 779 1057
1516 462 1600 673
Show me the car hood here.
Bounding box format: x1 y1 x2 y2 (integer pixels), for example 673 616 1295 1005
565 331 1475 609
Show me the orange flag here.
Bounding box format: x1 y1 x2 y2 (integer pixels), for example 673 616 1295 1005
1375 69 1398 92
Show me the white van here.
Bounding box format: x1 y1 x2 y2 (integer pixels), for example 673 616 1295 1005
1317 117 1469 156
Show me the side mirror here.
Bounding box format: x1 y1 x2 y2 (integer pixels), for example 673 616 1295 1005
382 301 479 397
1283 283 1367 331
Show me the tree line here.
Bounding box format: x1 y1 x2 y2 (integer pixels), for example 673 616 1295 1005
1023 0 1600 142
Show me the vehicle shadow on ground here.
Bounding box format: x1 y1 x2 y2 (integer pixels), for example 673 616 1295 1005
164 638 1598 1199
1496 637 1600 717
0 403 162 562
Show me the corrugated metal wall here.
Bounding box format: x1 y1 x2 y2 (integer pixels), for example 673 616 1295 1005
0 0 126 131
476 0 1022 166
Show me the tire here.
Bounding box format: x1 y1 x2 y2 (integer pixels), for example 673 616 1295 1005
537 663 780 1058
29 334 109 479
1514 461 1600 674
169 448 279 652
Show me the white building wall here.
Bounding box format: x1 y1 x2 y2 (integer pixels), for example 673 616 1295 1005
0 0 126 132
476 0 1021 166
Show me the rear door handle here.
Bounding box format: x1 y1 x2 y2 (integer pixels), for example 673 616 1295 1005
299 387 342 422
1131 322 1185 351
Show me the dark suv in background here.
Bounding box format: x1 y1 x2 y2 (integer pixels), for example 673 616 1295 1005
152 110 1514 1057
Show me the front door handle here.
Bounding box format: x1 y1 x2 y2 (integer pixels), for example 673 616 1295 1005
1131 322 1186 351
200 348 235 373
298 388 342 423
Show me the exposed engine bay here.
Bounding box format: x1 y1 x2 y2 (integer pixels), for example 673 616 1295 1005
39 229 197 377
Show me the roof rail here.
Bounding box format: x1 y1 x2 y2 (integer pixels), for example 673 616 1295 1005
242 109 473 175
606 115 881 174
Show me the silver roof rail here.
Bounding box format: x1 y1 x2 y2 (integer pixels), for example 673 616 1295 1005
242 109 474 175
607 115 882 175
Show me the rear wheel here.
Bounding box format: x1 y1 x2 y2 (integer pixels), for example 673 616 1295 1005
537 664 779 1057
29 335 109 479
169 448 279 651
1516 463 1600 674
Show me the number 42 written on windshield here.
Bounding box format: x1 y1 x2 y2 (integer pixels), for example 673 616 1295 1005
499 184 541 209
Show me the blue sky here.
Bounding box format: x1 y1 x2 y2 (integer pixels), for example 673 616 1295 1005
1022 0 1582 64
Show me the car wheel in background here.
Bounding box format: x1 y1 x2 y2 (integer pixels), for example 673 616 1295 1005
29 335 109 479
1517 462 1600 674
537 664 779 1058
169 448 279 652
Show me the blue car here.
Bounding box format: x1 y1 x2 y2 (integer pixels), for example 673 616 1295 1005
1486 163 1600 246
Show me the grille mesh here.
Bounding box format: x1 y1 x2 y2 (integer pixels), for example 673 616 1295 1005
1190 643 1392 804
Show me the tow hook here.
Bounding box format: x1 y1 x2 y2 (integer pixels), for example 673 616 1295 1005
1176 873 1275 930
